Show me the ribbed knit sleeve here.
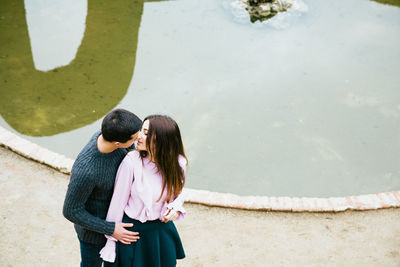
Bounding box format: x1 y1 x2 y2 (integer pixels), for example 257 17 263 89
62 130 133 244
63 165 115 236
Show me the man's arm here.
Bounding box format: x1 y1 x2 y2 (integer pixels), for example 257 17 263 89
62 171 115 235
63 167 139 243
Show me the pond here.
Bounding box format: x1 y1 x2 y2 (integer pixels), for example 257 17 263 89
1 0 399 197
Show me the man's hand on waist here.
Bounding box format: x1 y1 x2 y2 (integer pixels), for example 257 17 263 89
112 223 139 244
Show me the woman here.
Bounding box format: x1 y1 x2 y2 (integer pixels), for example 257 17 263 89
100 115 187 267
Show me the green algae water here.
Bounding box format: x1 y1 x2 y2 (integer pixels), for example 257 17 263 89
1 0 399 197
0 0 145 136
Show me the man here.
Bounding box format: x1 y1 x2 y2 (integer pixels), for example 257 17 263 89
63 109 142 266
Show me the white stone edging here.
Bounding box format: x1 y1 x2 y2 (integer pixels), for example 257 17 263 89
1 125 399 212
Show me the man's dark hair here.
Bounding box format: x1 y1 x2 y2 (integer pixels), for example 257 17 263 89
101 109 142 142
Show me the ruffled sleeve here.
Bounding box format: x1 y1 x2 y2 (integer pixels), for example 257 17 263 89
99 153 135 263
166 193 186 221
99 239 116 263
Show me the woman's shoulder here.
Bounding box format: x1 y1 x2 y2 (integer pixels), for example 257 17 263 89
125 150 141 162
178 154 187 166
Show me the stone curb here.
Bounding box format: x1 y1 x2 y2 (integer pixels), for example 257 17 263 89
1 126 399 212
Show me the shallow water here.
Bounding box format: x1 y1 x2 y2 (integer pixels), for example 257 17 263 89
1 0 399 197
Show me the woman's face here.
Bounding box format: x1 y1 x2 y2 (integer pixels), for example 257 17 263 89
137 119 149 151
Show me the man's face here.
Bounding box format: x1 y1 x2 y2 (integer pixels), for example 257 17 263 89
117 131 139 148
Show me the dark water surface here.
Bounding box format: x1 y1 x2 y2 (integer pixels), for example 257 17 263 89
1 0 399 197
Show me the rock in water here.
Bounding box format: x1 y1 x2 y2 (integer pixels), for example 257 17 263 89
242 0 293 23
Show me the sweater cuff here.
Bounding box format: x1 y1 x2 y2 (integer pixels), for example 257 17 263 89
104 221 115 236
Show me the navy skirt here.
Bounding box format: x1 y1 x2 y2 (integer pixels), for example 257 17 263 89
104 213 185 267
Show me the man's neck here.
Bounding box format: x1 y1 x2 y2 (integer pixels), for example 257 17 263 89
97 134 117 153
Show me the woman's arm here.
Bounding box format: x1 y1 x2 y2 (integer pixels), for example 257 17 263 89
106 156 135 225
100 155 135 262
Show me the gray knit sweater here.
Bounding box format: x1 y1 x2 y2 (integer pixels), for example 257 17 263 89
63 130 132 245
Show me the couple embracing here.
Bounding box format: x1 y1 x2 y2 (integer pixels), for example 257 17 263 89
63 109 187 267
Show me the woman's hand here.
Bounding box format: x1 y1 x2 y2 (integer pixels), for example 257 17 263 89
161 208 180 223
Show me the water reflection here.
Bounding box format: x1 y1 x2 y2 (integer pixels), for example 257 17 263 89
0 0 159 136
372 0 400 7
25 0 87 72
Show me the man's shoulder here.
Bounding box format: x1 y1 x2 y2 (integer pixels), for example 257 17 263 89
70 157 96 180
74 130 102 160
71 131 101 175
73 148 96 167
82 130 101 152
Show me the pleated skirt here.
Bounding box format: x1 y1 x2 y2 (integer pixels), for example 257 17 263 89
104 213 185 267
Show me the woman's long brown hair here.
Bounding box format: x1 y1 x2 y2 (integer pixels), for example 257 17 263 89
139 115 187 203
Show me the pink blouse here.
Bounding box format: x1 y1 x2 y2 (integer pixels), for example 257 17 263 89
100 151 187 262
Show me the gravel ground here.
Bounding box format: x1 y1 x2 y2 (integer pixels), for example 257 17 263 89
0 146 399 267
